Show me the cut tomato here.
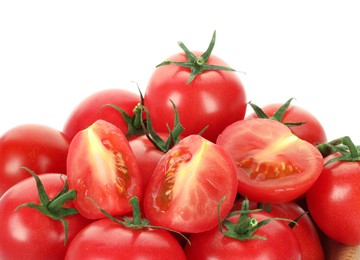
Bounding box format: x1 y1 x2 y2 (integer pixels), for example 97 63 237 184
216 118 323 204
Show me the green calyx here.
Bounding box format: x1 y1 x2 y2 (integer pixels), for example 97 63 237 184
156 30 236 85
249 98 306 127
218 197 295 241
317 136 360 165
89 196 190 244
15 167 79 245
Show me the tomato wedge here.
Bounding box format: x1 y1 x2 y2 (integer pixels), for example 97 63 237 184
67 119 142 219
143 135 238 233
216 118 323 204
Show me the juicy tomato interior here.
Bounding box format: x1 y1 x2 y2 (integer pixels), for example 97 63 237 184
216 118 323 204
144 135 238 233
67 119 142 219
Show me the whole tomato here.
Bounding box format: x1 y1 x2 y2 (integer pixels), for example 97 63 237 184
307 150 360 245
63 88 140 140
184 210 302 259
246 99 327 145
144 31 246 143
0 173 91 259
0 124 70 196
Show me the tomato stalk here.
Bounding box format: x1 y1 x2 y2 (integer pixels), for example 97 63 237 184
157 30 237 85
218 197 295 240
248 98 306 127
88 196 190 243
15 167 79 245
316 136 360 165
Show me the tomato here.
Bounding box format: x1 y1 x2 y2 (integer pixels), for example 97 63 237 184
306 152 360 246
128 133 167 192
184 211 302 259
246 101 327 145
0 173 91 259
64 218 186 260
216 118 324 204
0 124 70 196
63 88 140 140
67 119 142 219
143 134 238 233
144 32 246 143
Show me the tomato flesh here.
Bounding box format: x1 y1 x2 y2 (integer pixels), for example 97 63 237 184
143 135 238 233
67 119 142 219
216 118 323 204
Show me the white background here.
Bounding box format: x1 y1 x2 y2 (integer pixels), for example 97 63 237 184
1 1 360 144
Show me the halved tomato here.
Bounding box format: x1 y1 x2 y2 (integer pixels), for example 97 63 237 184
67 119 142 219
143 135 238 233
216 118 323 204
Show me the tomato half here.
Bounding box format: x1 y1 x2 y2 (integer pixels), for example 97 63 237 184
0 124 70 196
67 119 142 219
306 153 360 245
216 118 324 204
0 173 91 259
63 88 140 140
144 51 246 143
65 218 186 259
246 102 327 145
143 135 238 233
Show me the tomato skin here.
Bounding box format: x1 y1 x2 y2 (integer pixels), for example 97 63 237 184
184 212 302 260
64 218 187 260
143 135 238 233
0 124 70 196
63 88 140 140
216 118 324 204
67 119 142 219
0 173 91 259
306 153 360 246
246 103 327 145
144 52 246 143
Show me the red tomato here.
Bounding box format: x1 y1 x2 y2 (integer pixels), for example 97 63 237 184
246 102 327 145
184 211 302 259
143 135 238 233
65 218 186 259
216 118 324 204
67 119 142 219
63 88 140 140
128 133 167 192
0 124 70 196
144 51 246 143
306 153 360 245
0 173 91 259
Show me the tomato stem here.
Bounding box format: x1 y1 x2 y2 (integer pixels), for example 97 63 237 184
156 30 236 85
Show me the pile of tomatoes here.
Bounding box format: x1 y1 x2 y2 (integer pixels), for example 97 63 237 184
1 31 359 259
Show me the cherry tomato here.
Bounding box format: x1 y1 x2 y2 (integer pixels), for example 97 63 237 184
64 218 186 259
67 119 142 219
306 152 360 245
246 102 327 145
0 173 91 259
63 88 140 140
143 135 238 233
216 118 324 204
184 211 302 259
144 45 246 143
0 124 70 196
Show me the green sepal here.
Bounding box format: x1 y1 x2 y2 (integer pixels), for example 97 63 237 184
15 167 78 245
157 30 236 85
